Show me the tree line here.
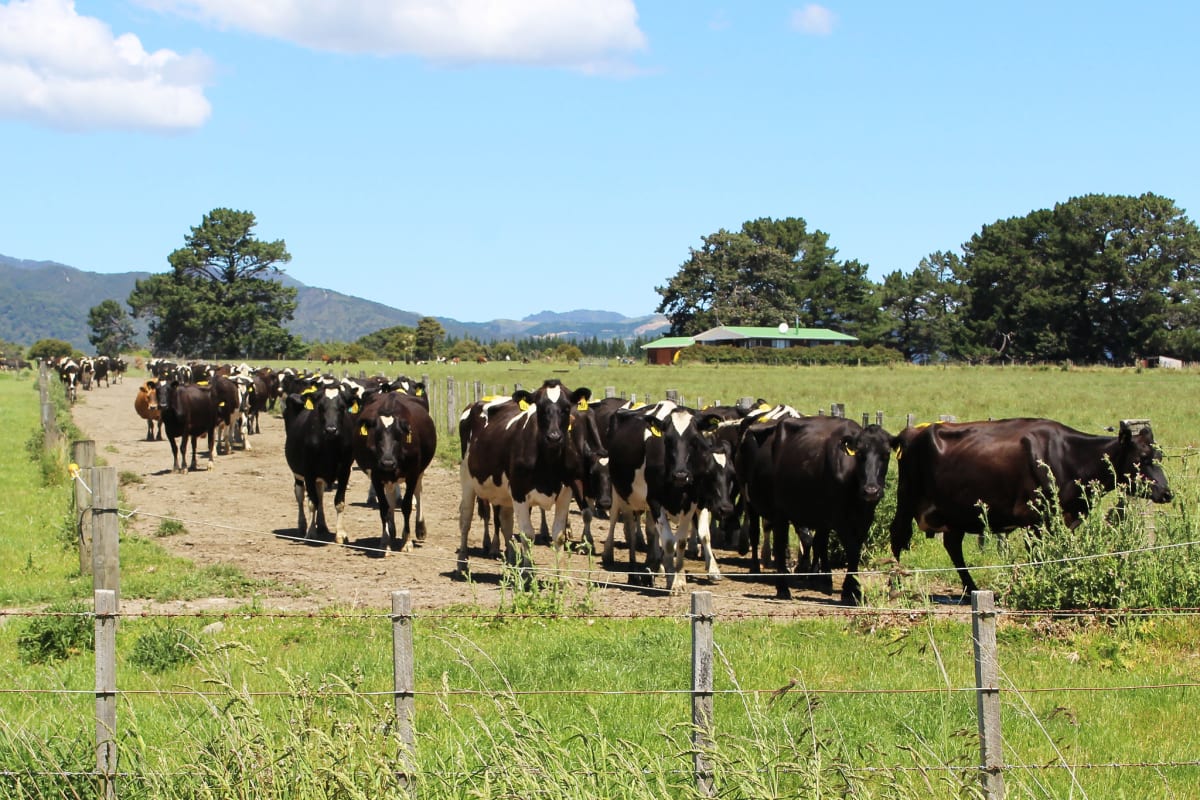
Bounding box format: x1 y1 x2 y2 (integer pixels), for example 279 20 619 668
17 194 1195 366
658 193 1200 363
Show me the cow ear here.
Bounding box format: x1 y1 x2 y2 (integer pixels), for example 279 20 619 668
571 387 593 409
646 417 665 438
698 413 723 433
841 436 857 457
513 389 536 410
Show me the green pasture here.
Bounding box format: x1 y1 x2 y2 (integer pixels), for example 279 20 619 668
4 366 1200 798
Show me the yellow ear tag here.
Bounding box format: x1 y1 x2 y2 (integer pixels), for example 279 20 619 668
519 400 530 411
416 388 424 396
577 398 589 411
304 398 314 411
650 427 663 437
351 402 360 414
843 443 856 456
359 424 368 436
406 433 413 443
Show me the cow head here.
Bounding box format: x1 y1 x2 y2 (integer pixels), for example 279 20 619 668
519 380 591 454
836 424 898 506
698 437 736 519
1114 422 1173 503
657 405 723 489
358 412 411 474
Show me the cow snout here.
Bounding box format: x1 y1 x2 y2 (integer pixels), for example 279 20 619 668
672 470 692 487
378 453 397 471
861 483 884 503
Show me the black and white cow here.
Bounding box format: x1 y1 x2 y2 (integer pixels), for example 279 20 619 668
353 390 437 553
456 379 592 579
283 379 357 542
603 401 729 593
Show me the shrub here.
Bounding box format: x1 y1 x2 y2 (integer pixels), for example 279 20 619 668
130 625 204 673
16 600 93 664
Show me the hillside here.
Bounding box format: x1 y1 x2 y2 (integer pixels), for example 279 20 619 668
0 254 667 350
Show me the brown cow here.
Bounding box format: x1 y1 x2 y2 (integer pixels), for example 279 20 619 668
890 418 1174 597
134 380 163 441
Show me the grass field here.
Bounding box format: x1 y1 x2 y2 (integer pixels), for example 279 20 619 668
3 364 1200 798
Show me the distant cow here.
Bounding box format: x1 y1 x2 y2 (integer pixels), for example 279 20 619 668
457 379 592 579
134 380 163 441
353 391 437 552
754 416 897 603
890 418 1173 597
284 380 357 542
57 358 81 403
155 380 219 473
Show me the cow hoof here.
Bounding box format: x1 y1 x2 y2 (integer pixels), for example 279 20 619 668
706 572 722 583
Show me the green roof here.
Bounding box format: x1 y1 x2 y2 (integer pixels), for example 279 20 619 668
692 326 856 343
640 337 695 349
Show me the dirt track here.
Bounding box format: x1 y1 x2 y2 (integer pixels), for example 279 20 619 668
70 376 860 616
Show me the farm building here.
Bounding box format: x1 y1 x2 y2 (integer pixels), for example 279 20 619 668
641 325 857 364
692 325 858 348
640 336 694 365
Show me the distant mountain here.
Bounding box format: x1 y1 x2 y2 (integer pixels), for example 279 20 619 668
0 253 667 351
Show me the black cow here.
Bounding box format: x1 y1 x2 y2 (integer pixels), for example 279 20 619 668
756 416 897 603
890 418 1173 597
155 380 219 473
284 380 357 542
353 391 437 553
603 401 729 593
92 356 110 388
209 375 246 455
456 379 592 579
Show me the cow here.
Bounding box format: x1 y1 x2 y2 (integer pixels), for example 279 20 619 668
890 417 1174 598
456 379 592 581
283 379 357 542
209 375 247 455
134 380 164 441
79 357 95 391
112 356 127 383
92 356 110 388
602 401 730 593
751 416 897 603
352 391 437 552
155 379 219 473
569 398 612 550
57 358 81 403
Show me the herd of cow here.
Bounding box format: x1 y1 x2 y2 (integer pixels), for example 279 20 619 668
70 357 1178 604
49 355 128 402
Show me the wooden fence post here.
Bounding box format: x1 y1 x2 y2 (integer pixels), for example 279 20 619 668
445 377 457 442
72 440 96 577
691 591 715 797
392 590 416 795
95 588 117 800
972 590 1005 800
92 467 120 604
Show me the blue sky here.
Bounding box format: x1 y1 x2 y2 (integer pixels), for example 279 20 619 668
2 1 1197 323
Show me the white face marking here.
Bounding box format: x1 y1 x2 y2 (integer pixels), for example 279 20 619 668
380 415 394 427
670 411 690 435
713 452 727 468
545 385 562 403
598 457 609 467
324 387 339 400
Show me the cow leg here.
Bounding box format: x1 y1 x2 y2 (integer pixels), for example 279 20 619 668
808 528 833 595
942 532 978 600
331 464 351 544
768 516 793 600
535 508 552 546
377 477 397 552
456 467 478 576
696 509 722 582
601 502 623 569
659 513 692 595
203 430 214 470
155 421 163 441
476 498 494 556
396 478 417 553
511 501 536 580
293 477 308 536
413 476 427 542
550 488 573 550
838 532 865 606
169 435 183 474
146 419 155 441
309 478 327 539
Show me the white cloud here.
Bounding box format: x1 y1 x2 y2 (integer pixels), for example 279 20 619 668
790 4 835 36
0 0 212 132
138 0 647 70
